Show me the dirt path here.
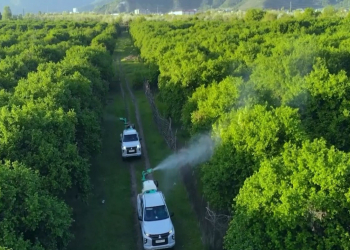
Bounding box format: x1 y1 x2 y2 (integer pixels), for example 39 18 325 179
123 74 154 181
116 57 143 250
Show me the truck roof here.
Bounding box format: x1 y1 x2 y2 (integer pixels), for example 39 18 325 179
143 192 165 207
123 129 138 135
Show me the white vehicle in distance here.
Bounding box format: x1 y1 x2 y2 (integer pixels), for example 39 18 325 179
137 179 175 250
119 118 142 160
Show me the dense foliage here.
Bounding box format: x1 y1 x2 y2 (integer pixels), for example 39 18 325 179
130 10 350 249
0 19 120 249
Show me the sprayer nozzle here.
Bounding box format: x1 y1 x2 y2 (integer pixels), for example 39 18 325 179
141 168 154 182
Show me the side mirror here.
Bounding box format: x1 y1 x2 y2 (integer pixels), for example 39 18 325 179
170 212 174 217
139 137 142 141
138 216 142 221
119 139 122 143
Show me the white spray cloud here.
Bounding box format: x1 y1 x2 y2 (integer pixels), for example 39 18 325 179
153 132 220 171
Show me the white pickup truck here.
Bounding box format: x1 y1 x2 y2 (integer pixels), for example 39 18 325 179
137 180 175 250
120 123 142 160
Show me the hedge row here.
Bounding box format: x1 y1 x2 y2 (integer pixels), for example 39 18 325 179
130 11 350 249
0 19 120 250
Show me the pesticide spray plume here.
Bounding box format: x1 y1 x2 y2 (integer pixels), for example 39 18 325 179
153 132 220 172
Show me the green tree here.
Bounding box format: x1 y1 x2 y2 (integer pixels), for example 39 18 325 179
298 7 320 19
181 76 244 134
2 6 12 20
0 18 119 250
225 139 350 250
262 12 278 21
128 12 350 250
0 161 73 250
249 36 320 106
321 5 336 17
0 247 12 250
201 105 306 211
0 101 87 195
244 8 266 21
303 57 350 151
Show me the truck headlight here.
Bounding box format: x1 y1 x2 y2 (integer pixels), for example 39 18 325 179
137 144 141 148
169 228 173 234
144 232 150 237
122 146 126 150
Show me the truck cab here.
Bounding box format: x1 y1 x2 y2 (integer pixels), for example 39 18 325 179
137 180 175 250
120 124 142 159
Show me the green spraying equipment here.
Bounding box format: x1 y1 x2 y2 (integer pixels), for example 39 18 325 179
142 168 154 182
119 117 135 130
119 117 128 126
141 168 159 194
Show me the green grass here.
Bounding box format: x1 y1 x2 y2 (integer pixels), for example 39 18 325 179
118 31 204 250
65 50 137 250
116 37 145 193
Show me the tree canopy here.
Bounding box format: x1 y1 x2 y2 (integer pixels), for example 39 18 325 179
2 6 11 20
129 10 350 248
225 139 350 250
0 19 120 249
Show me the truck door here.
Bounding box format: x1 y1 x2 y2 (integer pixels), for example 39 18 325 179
137 194 141 218
140 198 144 227
120 133 123 150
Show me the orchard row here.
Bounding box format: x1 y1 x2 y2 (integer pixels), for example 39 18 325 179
130 11 350 249
0 20 120 250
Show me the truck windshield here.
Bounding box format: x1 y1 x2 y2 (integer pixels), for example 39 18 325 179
144 205 169 221
123 134 138 142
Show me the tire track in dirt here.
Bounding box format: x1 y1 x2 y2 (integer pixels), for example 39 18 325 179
123 75 154 180
116 57 143 250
